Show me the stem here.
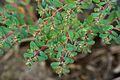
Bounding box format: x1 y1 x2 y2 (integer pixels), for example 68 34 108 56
32 46 49 58
1 30 14 40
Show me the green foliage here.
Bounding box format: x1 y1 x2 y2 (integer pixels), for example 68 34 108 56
0 0 120 76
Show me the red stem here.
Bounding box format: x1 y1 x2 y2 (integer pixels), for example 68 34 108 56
32 46 49 58
2 30 14 40
52 7 63 17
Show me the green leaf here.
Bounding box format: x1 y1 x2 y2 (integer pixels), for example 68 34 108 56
41 0 46 9
19 28 28 39
92 26 102 33
78 41 85 45
112 31 118 37
100 20 109 24
3 39 12 48
56 12 63 21
81 2 90 9
40 51 47 56
51 62 60 69
0 7 3 13
93 0 100 3
87 40 95 45
5 4 17 11
27 15 33 25
67 43 76 51
30 41 39 50
70 52 78 57
66 2 76 9
103 25 113 31
0 27 11 35
107 11 116 22
34 40 45 47
98 2 106 6
18 14 25 25
38 56 48 61
61 35 66 42
53 0 63 8
92 13 100 18
103 39 111 44
65 57 74 64
65 0 74 3
114 35 120 44
63 68 70 74
68 30 74 39
5 16 19 27
116 9 120 17
24 53 33 58
56 46 63 52
99 33 108 39
38 51 48 61
85 15 93 24
45 49 56 58
57 51 62 58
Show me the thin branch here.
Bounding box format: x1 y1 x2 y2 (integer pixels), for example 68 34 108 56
112 27 120 32
21 37 35 43
1 30 14 40
32 46 49 58
52 7 63 17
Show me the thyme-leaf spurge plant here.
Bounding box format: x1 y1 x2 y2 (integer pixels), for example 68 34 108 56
0 0 120 76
